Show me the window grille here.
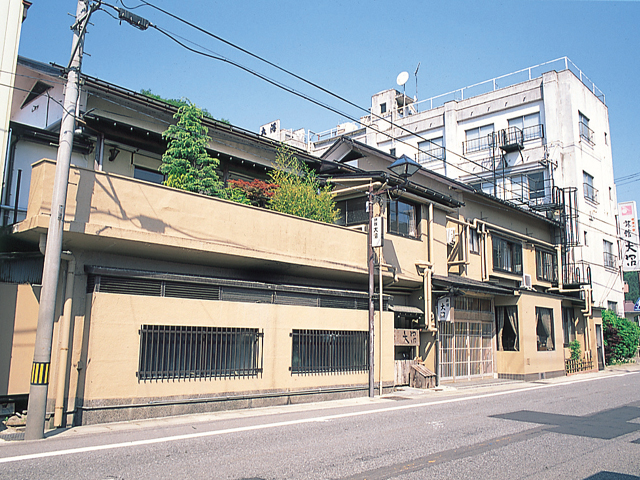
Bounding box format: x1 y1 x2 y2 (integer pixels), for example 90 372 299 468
291 329 369 375
138 325 263 381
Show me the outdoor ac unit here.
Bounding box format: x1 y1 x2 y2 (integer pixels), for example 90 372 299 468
521 274 533 290
446 228 456 245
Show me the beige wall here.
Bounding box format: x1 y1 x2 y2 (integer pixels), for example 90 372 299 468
0 283 39 396
80 292 394 403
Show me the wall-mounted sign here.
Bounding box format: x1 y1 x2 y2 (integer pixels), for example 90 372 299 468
394 329 419 346
372 216 384 247
619 201 640 272
437 297 451 322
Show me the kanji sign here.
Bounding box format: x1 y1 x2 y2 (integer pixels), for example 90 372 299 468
437 297 451 322
372 216 383 247
619 201 640 272
394 329 419 346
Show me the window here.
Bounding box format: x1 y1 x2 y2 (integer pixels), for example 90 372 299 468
380 102 387 114
607 301 618 314
528 172 545 200
603 240 616 269
496 306 518 351
508 112 543 141
583 171 598 204
536 249 557 282
138 325 263 381
584 231 589 246
417 137 445 162
492 236 523 274
134 166 165 185
604 132 608 145
388 199 418 238
390 148 396 157
469 228 480 254
291 330 368 374
562 307 576 346
336 196 368 227
536 307 555 351
464 124 494 153
579 112 593 144
455 296 492 312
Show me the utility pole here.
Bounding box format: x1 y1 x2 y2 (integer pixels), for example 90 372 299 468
25 0 89 440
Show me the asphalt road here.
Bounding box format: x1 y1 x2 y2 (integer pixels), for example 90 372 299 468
2 367 640 479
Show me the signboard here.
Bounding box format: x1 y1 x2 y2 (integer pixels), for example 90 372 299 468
619 201 640 271
635 298 640 313
372 216 384 247
394 329 419 346
437 297 451 322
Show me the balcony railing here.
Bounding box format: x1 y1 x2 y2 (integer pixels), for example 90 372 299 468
579 121 594 144
523 124 544 141
416 146 445 163
498 127 524 152
463 134 495 154
603 252 617 269
563 261 591 287
583 182 599 204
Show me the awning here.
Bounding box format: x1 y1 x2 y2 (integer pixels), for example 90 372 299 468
432 274 514 296
389 305 424 315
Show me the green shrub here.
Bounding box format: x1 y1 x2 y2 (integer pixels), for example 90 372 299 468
602 309 640 364
568 339 581 361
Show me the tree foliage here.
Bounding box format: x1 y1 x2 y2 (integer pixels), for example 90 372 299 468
160 103 222 196
568 339 581 361
140 89 230 124
228 179 277 208
267 145 338 223
602 309 640 364
624 271 640 302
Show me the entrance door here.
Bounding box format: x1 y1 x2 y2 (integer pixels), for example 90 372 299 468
440 321 493 381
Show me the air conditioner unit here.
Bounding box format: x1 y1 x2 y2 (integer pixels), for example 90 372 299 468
446 228 456 245
521 274 533 290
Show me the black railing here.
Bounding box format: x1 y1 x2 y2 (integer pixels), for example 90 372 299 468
498 127 524 151
291 329 369 375
579 121 594 144
138 325 263 381
464 134 495 154
523 124 544 141
563 262 591 286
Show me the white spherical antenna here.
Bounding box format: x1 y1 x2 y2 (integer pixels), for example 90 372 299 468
396 71 409 86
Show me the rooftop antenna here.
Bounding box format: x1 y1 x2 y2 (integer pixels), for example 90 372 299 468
414 62 421 104
396 71 409 116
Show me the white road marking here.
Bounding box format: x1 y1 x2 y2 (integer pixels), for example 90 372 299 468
1 371 637 464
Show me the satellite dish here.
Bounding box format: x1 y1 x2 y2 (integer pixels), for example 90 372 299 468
396 71 409 86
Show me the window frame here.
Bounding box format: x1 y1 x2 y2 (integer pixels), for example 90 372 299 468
536 307 555 351
603 239 616 269
464 124 495 153
492 236 523 275
561 307 576 347
495 305 519 351
291 329 369 375
387 198 420 239
535 248 557 283
469 228 480 255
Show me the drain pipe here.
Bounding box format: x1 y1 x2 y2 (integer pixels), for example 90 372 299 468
39 234 76 428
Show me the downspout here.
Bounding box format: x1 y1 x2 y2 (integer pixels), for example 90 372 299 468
39 234 76 428
378 250 383 395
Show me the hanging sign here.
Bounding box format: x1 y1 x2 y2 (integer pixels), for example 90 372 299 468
437 297 451 322
372 216 384 247
619 202 640 271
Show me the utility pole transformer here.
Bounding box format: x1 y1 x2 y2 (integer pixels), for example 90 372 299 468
25 0 89 440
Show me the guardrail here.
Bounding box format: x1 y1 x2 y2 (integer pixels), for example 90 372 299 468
565 358 593 374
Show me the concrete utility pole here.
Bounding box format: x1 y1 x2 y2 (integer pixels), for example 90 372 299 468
25 0 89 441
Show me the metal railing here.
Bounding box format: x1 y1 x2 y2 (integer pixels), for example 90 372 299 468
137 325 263 381
416 146 445 163
291 329 369 375
579 121 594 144
563 261 592 287
463 134 495 154
583 182 599 204
603 252 617 269
523 124 544 141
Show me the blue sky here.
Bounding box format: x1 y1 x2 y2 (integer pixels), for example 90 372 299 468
17 1 640 206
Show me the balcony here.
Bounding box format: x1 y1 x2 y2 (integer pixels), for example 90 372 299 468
563 261 591 287
498 127 524 153
463 134 495 154
16 160 370 281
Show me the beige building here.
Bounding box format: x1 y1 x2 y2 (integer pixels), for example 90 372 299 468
0 58 601 428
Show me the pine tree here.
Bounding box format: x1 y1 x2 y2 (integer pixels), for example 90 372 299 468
160 103 221 196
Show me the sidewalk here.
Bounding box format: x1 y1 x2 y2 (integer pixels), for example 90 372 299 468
2 361 639 443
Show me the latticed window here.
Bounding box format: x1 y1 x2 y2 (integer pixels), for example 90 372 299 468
492 236 522 274
291 330 368 374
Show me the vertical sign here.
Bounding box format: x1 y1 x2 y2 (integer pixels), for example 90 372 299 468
372 216 383 247
437 297 451 322
619 201 640 271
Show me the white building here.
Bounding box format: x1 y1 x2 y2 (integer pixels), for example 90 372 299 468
268 58 624 322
